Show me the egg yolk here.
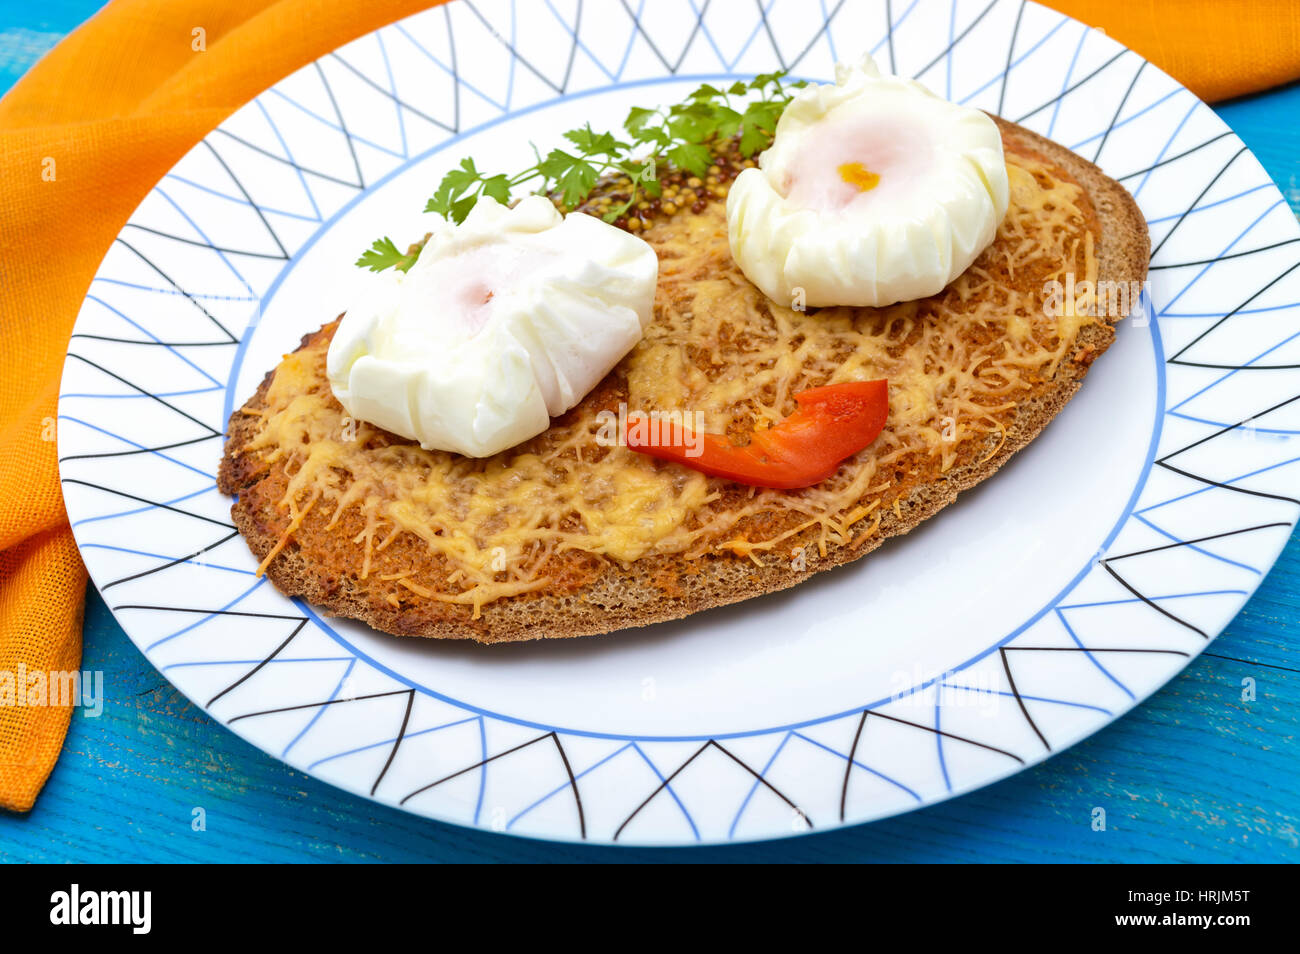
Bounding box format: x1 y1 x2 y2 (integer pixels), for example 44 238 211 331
781 112 935 212
838 162 880 192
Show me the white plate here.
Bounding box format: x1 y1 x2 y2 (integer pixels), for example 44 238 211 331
58 0 1300 845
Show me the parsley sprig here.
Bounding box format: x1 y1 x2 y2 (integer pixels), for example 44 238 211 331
356 71 805 273
354 236 422 273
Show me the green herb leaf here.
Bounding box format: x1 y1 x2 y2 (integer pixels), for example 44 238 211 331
738 99 784 156
535 148 597 206
365 70 804 270
667 142 712 178
563 124 627 157
480 173 512 206
748 70 787 92
738 122 769 157
624 105 659 136
425 155 488 218
666 111 709 144
710 105 743 139
443 156 481 192
355 236 420 273
449 195 478 224
688 83 724 102
634 124 671 149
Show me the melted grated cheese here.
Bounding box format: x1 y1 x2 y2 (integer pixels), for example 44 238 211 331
239 145 1100 614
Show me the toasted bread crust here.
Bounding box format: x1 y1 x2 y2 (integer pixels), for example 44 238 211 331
218 117 1149 643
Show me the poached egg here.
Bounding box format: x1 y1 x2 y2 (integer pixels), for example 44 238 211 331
726 54 1010 308
327 196 658 458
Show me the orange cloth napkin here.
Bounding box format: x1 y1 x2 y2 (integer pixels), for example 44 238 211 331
1047 0 1300 102
1 0 1297 813
0 0 441 813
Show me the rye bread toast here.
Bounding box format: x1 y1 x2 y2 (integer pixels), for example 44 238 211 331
218 117 1149 642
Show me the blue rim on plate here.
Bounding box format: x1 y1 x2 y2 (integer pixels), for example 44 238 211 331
57 0 1300 844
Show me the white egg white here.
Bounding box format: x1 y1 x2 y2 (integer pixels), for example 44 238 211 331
327 196 659 458
727 54 1010 308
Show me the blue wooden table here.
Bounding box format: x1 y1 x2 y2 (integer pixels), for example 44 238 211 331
2 3 1297 862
